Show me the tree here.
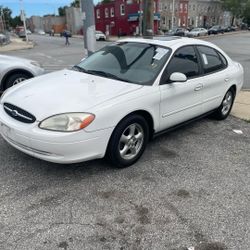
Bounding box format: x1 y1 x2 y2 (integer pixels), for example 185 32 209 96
71 0 80 8
0 6 12 30
222 0 245 25
242 0 250 24
10 15 22 28
58 6 67 16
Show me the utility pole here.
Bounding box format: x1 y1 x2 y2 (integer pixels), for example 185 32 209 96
80 0 96 56
20 0 28 43
171 0 175 29
142 0 154 38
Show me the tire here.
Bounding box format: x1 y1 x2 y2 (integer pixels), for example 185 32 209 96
213 88 235 120
106 114 149 168
4 73 30 90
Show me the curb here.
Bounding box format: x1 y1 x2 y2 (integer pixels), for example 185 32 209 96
0 41 34 52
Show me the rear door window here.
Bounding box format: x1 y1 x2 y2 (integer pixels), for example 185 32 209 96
197 46 227 74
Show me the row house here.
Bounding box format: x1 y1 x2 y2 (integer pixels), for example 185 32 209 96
95 0 160 36
160 0 223 31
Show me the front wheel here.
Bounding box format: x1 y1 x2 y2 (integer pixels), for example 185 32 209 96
4 73 30 90
106 115 149 168
213 88 235 120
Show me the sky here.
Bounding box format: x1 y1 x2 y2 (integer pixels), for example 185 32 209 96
0 0 99 18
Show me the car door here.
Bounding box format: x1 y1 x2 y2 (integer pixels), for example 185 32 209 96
159 46 204 130
196 45 229 113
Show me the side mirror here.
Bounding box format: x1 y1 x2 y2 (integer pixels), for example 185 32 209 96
169 72 187 83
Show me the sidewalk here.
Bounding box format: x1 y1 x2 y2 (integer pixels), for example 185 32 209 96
232 91 250 121
0 37 34 52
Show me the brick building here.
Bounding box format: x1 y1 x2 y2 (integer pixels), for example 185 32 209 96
95 0 160 36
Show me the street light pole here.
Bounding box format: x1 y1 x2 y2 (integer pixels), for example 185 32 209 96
80 0 96 56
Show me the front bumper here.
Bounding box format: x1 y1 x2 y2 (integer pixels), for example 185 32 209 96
0 106 113 164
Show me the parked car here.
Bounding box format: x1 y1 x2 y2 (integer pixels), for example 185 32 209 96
37 30 46 35
208 25 224 35
0 38 243 167
0 33 7 45
96 30 106 41
167 27 189 36
187 28 208 37
0 55 44 92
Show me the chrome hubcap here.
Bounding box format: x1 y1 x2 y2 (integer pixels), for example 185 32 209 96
119 123 144 160
12 77 26 86
222 91 233 116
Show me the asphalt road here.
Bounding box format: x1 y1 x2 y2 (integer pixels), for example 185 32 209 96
0 33 250 250
203 31 250 90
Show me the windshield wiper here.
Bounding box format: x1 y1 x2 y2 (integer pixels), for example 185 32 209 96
72 65 88 73
86 70 131 83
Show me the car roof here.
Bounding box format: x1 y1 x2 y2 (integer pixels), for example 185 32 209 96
118 37 216 49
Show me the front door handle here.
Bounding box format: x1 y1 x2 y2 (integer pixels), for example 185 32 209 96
194 84 203 91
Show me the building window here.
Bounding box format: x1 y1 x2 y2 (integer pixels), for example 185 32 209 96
120 4 125 15
110 7 114 17
105 8 109 18
96 9 100 19
184 4 187 13
193 5 196 11
180 3 183 12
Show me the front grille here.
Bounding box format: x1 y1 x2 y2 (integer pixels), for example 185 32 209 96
3 103 36 124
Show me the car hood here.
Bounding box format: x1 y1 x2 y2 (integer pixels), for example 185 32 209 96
1 69 143 121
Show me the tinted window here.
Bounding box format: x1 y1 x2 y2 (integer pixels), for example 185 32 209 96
165 46 199 82
197 46 226 74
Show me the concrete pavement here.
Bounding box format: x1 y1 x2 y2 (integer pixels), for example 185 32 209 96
0 37 34 52
232 91 250 121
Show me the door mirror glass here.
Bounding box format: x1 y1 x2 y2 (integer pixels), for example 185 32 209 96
169 72 187 82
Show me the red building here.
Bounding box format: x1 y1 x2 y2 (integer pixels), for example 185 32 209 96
95 0 160 36
178 0 188 27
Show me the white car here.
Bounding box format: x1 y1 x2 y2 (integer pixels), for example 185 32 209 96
187 28 208 37
0 38 244 167
96 31 106 41
0 55 44 93
37 30 46 35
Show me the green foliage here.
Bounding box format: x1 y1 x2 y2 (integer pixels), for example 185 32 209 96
0 6 12 29
242 0 250 24
10 15 22 28
58 6 67 16
71 0 80 8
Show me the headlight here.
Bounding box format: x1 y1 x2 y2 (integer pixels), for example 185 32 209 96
30 61 41 68
39 113 95 132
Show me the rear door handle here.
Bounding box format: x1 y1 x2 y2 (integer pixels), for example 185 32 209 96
194 84 203 91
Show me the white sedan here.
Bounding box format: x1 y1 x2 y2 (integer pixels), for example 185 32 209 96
0 38 244 167
0 55 44 93
187 28 208 37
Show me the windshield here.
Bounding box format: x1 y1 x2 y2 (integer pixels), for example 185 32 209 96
73 42 171 85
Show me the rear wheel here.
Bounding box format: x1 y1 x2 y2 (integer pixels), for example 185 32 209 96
106 115 149 168
4 73 30 90
213 88 235 120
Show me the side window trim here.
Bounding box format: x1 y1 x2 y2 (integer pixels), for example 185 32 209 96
160 45 202 85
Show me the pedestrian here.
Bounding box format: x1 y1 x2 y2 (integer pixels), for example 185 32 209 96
64 30 70 46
